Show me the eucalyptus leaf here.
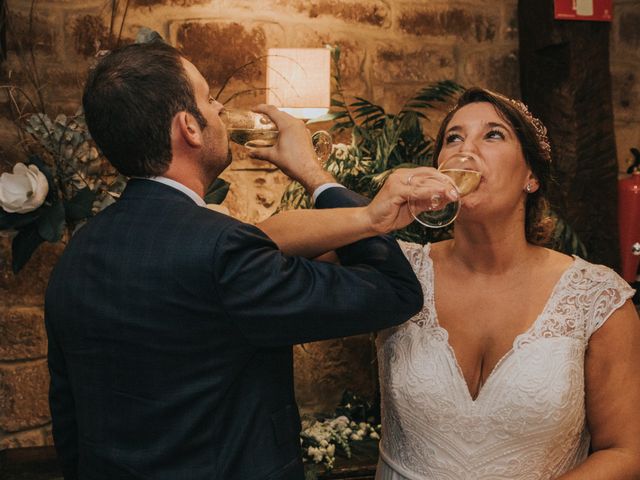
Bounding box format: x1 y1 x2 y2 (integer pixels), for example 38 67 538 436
0 208 42 230
204 178 230 205
136 27 164 44
65 188 97 221
37 202 66 242
11 223 46 273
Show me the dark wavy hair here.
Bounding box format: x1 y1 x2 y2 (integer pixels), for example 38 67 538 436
432 87 556 245
82 41 207 177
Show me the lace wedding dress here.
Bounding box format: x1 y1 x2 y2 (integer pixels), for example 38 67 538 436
375 242 634 480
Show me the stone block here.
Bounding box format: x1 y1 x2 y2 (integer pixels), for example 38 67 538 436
463 49 520 99
0 307 47 361
294 335 376 415
0 118 24 167
69 14 110 57
0 238 65 308
283 0 389 27
0 361 51 433
221 167 290 223
5 9 56 55
0 424 52 450
619 10 640 51
372 44 455 84
369 83 453 132
322 40 366 91
398 6 498 42
33 65 87 107
174 21 267 89
611 66 639 123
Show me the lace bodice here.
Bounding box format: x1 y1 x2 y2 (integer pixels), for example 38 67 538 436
376 243 634 480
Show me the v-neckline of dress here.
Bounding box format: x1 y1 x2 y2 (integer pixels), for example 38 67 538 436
424 245 579 403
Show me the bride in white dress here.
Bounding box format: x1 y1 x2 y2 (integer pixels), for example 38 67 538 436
375 88 640 479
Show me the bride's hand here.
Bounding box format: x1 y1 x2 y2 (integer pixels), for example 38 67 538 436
365 167 458 234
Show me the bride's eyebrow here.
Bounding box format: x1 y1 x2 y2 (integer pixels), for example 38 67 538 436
445 125 462 135
486 121 514 136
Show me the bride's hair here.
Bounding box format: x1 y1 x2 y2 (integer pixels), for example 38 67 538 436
432 87 556 246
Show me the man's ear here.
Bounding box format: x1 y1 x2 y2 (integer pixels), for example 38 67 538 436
176 111 203 148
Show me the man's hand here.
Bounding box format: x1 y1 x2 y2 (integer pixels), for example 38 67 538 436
247 104 334 194
365 167 459 234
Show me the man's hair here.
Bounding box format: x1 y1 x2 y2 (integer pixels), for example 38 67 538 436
82 41 207 177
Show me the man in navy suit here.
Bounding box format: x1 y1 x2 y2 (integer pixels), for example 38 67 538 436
45 41 454 480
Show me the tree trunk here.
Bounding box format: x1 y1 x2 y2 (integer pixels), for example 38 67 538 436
518 0 620 269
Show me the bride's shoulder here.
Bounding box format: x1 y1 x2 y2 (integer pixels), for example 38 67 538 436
539 247 574 271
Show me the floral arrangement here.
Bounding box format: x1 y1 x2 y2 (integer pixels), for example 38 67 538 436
300 390 381 475
301 415 380 469
0 108 128 273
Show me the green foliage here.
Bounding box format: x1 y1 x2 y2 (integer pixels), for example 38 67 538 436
550 213 588 259
280 45 463 244
203 178 230 205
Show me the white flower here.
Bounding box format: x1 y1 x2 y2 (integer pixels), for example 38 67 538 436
307 446 324 463
332 143 350 161
370 431 380 440
0 163 49 213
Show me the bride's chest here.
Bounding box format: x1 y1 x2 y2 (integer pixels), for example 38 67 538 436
378 326 586 419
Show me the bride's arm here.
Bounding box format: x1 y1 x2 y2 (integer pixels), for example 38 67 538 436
556 300 640 479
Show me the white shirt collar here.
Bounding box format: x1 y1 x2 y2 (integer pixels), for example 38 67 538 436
144 176 207 207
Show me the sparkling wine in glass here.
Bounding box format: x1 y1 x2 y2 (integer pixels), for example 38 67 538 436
221 109 332 163
408 152 482 228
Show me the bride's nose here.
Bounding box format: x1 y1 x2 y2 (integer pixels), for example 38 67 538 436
460 137 481 155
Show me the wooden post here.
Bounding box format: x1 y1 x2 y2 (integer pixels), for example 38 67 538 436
0 0 6 62
518 0 620 269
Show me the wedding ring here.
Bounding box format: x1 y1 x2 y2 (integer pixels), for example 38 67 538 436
405 174 414 186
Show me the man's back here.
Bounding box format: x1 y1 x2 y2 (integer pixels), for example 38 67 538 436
45 179 422 479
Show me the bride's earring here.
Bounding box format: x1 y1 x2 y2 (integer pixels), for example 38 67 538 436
525 183 532 193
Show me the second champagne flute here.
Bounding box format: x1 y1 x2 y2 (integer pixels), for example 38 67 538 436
408 152 482 228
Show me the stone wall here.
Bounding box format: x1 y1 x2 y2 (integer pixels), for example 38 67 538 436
611 0 640 172
0 0 636 450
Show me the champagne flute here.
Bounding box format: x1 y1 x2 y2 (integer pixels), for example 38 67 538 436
408 152 482 228
220 109 332 163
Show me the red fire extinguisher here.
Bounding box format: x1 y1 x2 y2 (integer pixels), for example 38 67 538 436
618 148 640 283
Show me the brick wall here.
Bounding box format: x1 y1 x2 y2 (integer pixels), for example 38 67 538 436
0 0 637 450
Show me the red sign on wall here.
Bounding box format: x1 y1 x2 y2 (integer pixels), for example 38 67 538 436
554 0 613 22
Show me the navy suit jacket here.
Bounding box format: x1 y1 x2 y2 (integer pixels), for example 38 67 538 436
45 179 422 480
